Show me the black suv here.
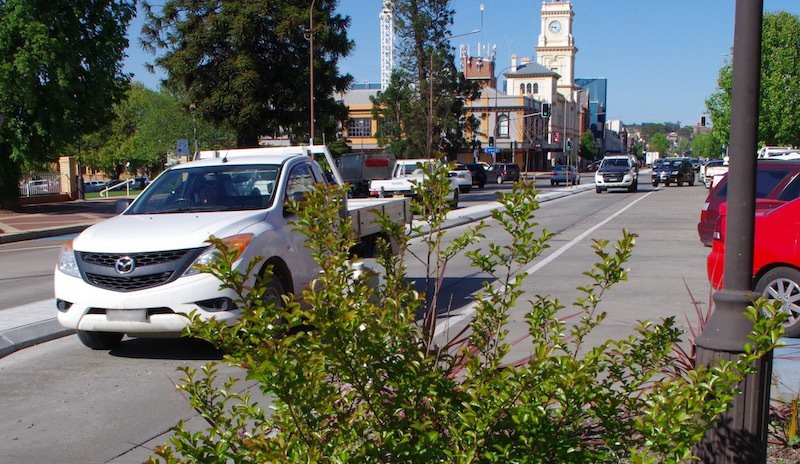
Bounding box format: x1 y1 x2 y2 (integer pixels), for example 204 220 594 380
652 158 695 187
487 163 521 184
465 163 488 188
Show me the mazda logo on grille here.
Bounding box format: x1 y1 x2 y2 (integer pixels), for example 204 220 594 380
115 256 136 275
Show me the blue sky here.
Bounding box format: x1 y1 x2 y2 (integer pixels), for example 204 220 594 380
122 0 800 127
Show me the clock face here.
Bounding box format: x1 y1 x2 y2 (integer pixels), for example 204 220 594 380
548 20 562 34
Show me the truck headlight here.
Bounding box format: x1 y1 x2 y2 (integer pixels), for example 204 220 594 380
672 171 679 175
57 240 80 278
183 234 254 276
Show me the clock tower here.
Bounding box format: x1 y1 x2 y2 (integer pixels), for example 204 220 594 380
535 1 578 99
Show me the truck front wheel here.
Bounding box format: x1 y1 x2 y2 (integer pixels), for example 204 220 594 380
76 330 123 350
450 189 459 208
261 276 286 309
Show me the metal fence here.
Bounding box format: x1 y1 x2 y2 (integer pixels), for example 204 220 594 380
19 172 62 197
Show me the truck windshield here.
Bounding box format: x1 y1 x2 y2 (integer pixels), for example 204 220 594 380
126 164 281 214
602 159 630 168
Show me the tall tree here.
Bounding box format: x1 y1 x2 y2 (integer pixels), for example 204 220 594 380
692 132 723 159
649 133 670 155
707 11 800 149
141 0 353 148
578 131 599 161
0 0 135 206
77 83 236 177
371 0 480 159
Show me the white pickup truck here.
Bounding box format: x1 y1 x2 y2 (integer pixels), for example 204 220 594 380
701 158 729 189
55 145 411 349
368 158 460 207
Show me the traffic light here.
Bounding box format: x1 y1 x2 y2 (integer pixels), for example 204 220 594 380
541 103 550 118
566 138 572 151
488 136 495 147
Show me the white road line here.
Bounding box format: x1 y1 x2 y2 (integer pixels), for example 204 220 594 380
433 191 656 337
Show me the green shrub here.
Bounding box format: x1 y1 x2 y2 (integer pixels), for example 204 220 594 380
149 160 783 463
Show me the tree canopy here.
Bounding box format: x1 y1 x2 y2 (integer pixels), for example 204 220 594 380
371 0 480 159
649 133 670 155
579 131 599 161
77 83 236 178
692 132 723 159
141 0 354 148
707 11 800 150
0 0 135 205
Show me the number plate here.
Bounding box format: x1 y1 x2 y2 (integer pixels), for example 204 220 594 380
106 309 147 322
393 194 405 198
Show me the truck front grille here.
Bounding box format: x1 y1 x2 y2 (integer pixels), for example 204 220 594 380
76 247 205 292
81 250 191 267
86 272 173 292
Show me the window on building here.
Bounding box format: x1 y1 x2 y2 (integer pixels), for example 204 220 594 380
347 118 372 138
498 114 510 138
526 83 532 94
519 83 525 95
533 83 539 94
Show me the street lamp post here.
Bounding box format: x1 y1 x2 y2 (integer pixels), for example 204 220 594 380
309 0 316 146
189 103 198 155
694 0 768 461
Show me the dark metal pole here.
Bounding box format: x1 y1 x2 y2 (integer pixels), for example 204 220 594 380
694 0 768 462
309 0 316 146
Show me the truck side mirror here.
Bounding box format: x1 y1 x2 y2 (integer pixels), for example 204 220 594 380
283 191 307 217
115 198 134 214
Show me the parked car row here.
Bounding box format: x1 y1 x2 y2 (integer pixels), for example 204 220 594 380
701 159 800 338
83 177 151 193
20 179 59 195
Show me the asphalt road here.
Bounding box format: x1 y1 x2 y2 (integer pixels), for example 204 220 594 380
0 177 715 463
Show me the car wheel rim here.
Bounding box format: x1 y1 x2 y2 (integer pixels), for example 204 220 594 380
763 278 800 326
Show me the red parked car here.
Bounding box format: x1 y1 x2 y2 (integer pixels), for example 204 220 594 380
697 159 800 246
707 197 800 337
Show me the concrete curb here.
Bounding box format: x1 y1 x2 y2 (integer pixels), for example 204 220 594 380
0 224 91 244
0 319 75 358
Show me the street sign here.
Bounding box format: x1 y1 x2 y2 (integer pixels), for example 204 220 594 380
176 139 189 157
484 147 500 154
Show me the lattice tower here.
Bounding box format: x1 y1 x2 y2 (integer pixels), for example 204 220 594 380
379 1 395 90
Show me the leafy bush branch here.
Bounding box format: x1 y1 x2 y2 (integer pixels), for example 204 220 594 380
149 164 783 463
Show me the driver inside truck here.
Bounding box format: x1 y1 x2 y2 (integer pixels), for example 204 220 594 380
195 181 219 205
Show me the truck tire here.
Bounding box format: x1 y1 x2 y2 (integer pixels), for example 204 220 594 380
496 175 504 184
704 178 713 189
677 178 684 186
450 188 459 208
76 330 123 350
261 275 286 309
689 176 695 186
755 266 800 337
628 180 638 192
652 181 658 187
595 186 602 193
